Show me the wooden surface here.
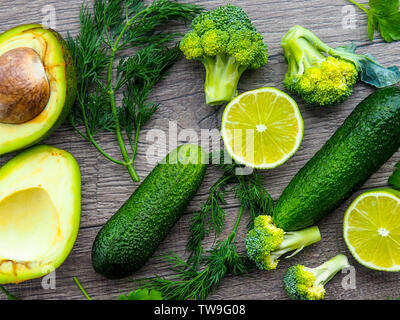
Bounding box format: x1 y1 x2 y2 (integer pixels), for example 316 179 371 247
1 0 400 300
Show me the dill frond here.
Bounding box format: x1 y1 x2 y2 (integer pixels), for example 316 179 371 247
67 0 203 182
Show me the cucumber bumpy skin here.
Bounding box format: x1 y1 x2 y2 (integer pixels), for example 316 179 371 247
92 144 207 279
273 87 400 231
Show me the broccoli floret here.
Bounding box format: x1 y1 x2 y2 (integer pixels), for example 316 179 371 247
245 215 321 271
180 5 268 105
281 25 357 106
283 254 350 300
281 25 400 106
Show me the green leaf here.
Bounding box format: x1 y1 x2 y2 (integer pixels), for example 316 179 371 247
369 0 399 15
335 43 357 54
356 53 400 88
376 12 400 42
336 43 400 87
389 161 400 190
349 0 400 42
118 289 163 300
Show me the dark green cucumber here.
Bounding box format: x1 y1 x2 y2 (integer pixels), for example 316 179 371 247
274 87 400 231
92 144 207 279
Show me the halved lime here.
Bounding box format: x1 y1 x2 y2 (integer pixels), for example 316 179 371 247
221 87 304 169
343 189 400 271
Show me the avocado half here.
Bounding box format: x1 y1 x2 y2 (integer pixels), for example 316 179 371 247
0 24 77 155
0 145 81 284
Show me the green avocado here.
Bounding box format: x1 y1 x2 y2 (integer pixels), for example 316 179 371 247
274 87 400 231
0 145 81 284
0 24 77 155
92 144 207 279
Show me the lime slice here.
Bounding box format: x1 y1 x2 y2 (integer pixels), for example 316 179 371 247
221 87 304 169
343 189 400 271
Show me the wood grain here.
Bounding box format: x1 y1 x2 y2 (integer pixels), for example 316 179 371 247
0 0 399 300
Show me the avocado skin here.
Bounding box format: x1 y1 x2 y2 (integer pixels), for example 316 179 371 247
92 145 207 279
274 87 400 231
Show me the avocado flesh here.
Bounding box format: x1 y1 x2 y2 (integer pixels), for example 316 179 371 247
0 24 77 155
0 145 81 284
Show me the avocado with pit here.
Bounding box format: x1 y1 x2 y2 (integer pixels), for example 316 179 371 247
0 24 77 155
0 145 81 284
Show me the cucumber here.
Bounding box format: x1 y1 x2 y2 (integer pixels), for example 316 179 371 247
273 87 400 231
92 144 207 279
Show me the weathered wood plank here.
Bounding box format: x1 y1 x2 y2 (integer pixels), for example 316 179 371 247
0 0 399 300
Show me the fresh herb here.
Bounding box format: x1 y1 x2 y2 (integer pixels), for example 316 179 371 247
136 152 274 300
185 154 237 269
186 152 273 269
348 0 400 42
118 288 163 300
0 285 19 300
73 277 93 300
73 277 163 300
389 161 400 190
234 173 274 229
136 207 248 300
67 0 202 182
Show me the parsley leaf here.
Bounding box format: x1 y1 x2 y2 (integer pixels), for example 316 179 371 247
349 0 400 42
118 288 163 300
73 277 163 300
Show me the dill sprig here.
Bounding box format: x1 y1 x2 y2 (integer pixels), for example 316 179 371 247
0 285 19 300
137 207 248 300
136 151 274 300
186 167 236 268
187 152 274 269
67 0 202 182
234 173 274 229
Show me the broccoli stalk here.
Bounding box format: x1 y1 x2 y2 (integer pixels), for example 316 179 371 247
268 227 322 266
245 215 321 271
180 5 268 105
281 25 400 106
202 55 247 105
284 254 350 300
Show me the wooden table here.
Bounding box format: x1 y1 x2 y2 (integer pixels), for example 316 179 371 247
1 0 399 300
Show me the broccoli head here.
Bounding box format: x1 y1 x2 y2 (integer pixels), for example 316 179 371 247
283 254 350 300
245 215 321 271
281 25 400 106
180 5 268 105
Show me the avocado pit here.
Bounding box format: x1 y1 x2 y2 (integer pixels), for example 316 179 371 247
0 47 50 124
